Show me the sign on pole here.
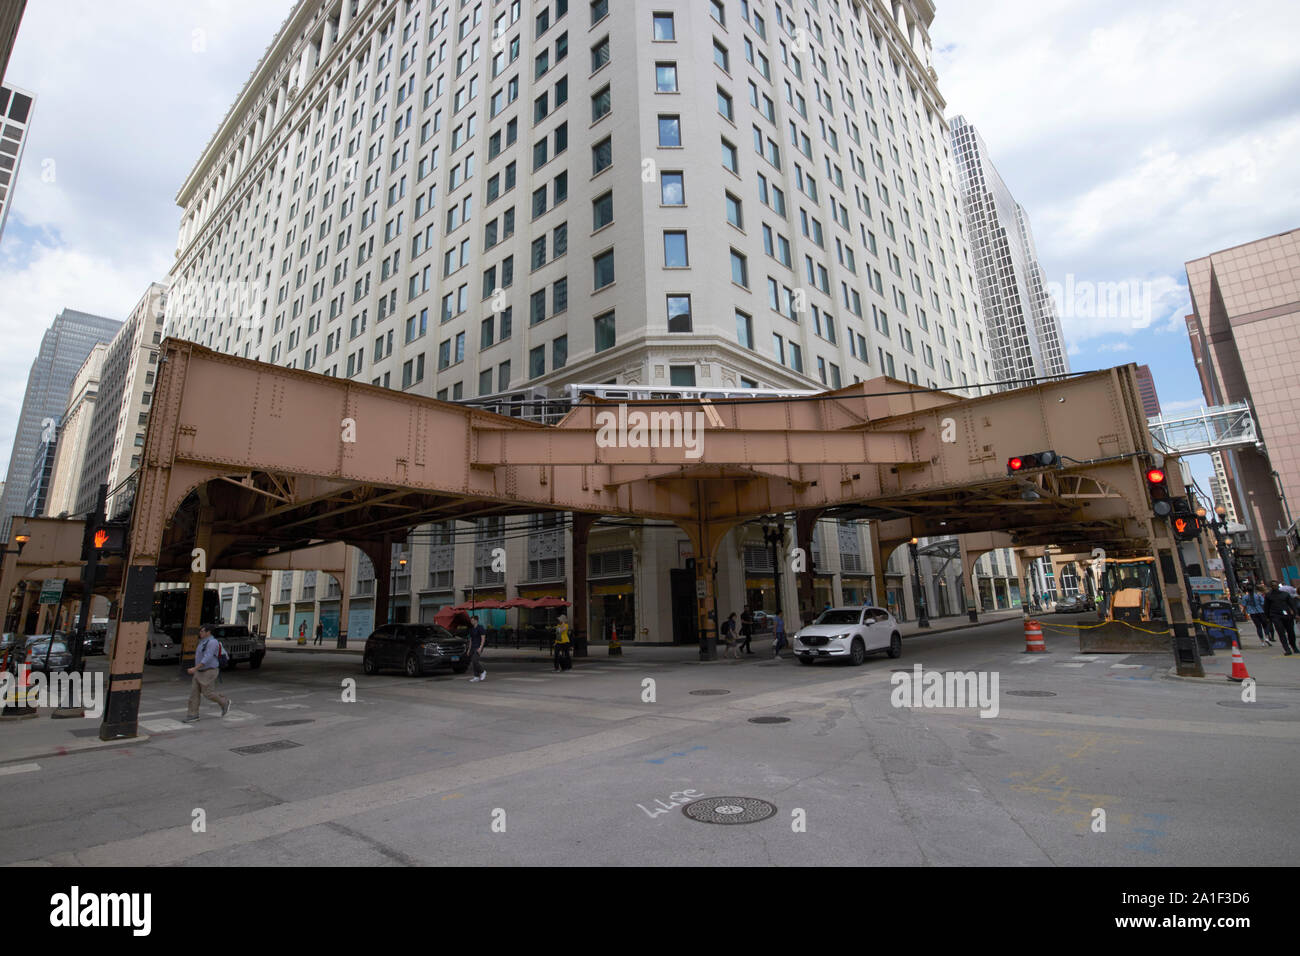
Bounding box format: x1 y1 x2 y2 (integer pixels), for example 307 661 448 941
39 579 65 605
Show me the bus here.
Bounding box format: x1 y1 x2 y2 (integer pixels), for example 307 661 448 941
145 587 222 663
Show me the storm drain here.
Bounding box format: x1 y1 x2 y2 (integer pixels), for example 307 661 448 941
231 739 302 756
1216 700 1287 709
683 796 777 825
690 689 731 696
748 716 791 724
266 719 316 726
1006 690 1057 697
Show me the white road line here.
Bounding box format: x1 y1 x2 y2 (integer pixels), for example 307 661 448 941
139 718 194 732
137 708 187 717
246 697 287 704
1070 656 1101 662
0 763 40 777
1110 663 1145 669
1013 658 1043 665
1056 663 1087 668
504 678 546 683
272 703 310 709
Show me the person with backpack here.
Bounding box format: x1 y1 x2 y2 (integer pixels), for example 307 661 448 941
184 624 231 722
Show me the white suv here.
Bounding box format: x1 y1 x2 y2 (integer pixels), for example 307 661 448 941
793 606 901 666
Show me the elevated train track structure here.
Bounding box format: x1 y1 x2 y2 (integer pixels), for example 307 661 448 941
0 340 1201 738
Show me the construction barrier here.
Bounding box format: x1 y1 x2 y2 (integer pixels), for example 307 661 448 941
1023 620 1046 653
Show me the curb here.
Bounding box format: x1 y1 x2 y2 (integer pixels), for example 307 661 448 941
0 734 147 767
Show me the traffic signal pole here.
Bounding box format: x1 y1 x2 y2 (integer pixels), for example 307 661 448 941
54 483 108 718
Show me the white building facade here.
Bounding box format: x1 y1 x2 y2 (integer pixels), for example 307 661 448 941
167 0 1012 639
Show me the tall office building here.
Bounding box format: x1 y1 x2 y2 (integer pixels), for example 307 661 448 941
76 283 168 518
44 344 105 518
0 81 33 245
949 115 1068 390
0 0 26 83
1134 364 1161 417
1186 227 1300 581
1 309 121 540
167 0 1005 637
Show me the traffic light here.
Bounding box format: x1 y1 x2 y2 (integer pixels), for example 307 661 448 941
1169 499 1202 541
85 522 128 558
1006 450 1059 475
1145 467 1173 517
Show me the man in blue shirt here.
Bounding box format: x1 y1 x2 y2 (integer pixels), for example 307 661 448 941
1240 583 1273 647
184 624 231 722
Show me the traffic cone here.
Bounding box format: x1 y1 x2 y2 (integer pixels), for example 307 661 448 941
1023 619 1046 653
1228 641 1251 682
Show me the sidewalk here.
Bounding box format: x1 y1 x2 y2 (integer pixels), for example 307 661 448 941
1166 639 1300 690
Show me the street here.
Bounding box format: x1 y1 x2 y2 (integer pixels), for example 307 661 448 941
3 616 1296 866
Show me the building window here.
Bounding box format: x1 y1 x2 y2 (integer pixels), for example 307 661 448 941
666 295 692 333
593 250 615 289
591 37 610 72
592 135 613 173
663 231 689 268
530 345 546 378
725 191 743 227
669 365 696 387
593 191 614 229
552 335 568 369
591 85 611 122
658 115 681 147
730 249 748 287
655 62 678 92
736 309 753 350
594 310 616 352
717 87 733 121
721 138 738 172
661 171 684 205
652 12 675 40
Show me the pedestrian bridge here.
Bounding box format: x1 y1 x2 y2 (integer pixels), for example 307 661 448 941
1147 402 1258 456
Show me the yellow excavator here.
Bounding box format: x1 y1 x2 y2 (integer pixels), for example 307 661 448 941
1096 556 1164 625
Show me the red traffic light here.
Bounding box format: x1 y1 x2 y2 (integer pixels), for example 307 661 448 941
93 529 109 549
1173 517 1189 534
1146 468 1166 485
1008 457 1024 472
1006 450 1058 475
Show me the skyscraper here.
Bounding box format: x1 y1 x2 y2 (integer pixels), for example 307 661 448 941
949 115 1068 390
1186 227 1300 581
0 81 33 246
0 309 121 540
1134 364 1161 417
44 343 105 518
165 0 1005 635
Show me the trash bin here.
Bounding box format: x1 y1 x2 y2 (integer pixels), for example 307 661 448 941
1202 600 1236 650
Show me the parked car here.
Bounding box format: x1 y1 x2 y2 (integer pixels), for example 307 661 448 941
792 606 901 666
1054 595 1094 614
9 635 82 675
362 623 470 676
0 632 17 658
750 611 774 634
210 624 265 670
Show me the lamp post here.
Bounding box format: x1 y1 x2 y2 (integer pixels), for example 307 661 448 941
0 533 30 636
908 537 930 628
1199 505 1242 617
760 515 787 619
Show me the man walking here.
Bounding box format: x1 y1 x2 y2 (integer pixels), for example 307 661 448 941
772 612 787 659
184 624 231 722
739 605 754 655
467 615 488 681
1240 583 1273 647
314 621 324 645
1263 580 1298 655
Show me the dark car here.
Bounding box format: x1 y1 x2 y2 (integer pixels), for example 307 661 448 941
11 636 82 675
81 629 107 656
210 624 265 670
1055 595 1094 614
362 623 469 677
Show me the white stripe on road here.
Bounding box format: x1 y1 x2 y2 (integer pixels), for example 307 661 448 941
1056 663 1087 668
139 718 194 732
137 708 187 717
1110 663 1145 669
272 703 310 709
504 678 546 683
0 763 40 777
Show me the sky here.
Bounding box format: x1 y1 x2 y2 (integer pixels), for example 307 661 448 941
2 0 1298 498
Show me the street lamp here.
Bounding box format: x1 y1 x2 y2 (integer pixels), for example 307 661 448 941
0 534 30 633
908 537 930 628
760 515 787 619
1199 506 1242 615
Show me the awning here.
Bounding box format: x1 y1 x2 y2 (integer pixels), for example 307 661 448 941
517 585 568 598
591 583 633 596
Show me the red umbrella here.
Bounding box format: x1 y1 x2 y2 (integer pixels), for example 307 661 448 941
453 598 510 610
433 608 472 629
531 597 571 608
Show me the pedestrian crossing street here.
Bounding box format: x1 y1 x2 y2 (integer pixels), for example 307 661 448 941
1011 652 1157 678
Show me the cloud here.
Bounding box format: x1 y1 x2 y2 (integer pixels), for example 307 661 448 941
1095 342 1133 353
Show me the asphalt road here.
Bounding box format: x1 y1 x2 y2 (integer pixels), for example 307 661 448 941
3 616 1297 866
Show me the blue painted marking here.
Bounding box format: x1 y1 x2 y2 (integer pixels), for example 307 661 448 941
1133 827 1168 836
1142 812 1170 821
645 746 707 764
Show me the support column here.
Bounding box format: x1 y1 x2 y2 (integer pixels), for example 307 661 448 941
958 536 984 623
571 512 596 657
17 583 35 637
795 509 824 627
337 547 353 646
686 517 737 662
178 497 215 674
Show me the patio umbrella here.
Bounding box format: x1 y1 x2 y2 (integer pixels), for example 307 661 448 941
432 608 472 630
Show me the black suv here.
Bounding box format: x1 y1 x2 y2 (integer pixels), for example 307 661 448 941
362 623 469 677
210 624 266 669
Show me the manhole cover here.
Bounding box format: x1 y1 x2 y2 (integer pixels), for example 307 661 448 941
230 739 302 756
266 719 316 726
1006 690 1057 697
748 716 791 724
1216 700 1287 709
690 689 731 696
683 796 777 825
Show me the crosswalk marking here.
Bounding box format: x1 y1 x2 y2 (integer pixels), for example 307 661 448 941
0 763 41 777
140 718 194 733
1056 663 1087 668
